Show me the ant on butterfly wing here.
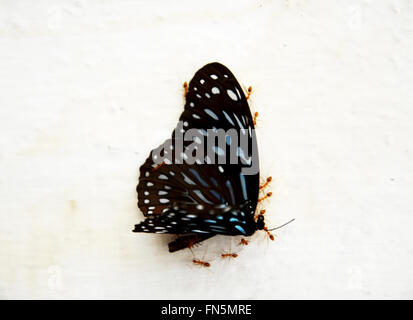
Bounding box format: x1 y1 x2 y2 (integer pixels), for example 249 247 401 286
183 81 189 97
256 176 275 240
243 85 258 125
246 86 253 100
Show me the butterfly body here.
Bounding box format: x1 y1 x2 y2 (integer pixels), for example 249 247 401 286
133 62 265 251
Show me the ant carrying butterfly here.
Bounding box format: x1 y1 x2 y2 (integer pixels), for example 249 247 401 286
133 62 293 265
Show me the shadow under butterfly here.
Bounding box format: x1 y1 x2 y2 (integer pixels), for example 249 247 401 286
133 62 273 253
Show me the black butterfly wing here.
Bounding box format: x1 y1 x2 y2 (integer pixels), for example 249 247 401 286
179 62 254 132
133 202 257 236
137 157 254 216
135 62 259 238
177 62 260 207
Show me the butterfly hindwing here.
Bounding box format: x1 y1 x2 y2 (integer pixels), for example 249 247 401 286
133 202 257 236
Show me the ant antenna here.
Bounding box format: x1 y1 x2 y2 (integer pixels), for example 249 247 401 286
268 218 295 231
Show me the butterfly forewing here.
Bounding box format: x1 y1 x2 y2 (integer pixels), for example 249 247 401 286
179 63 253 132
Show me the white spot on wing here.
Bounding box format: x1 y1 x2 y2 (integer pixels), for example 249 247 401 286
211 87 220 94
227 89 238 101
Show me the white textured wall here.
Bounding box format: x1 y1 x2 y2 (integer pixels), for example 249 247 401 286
1 0 412 299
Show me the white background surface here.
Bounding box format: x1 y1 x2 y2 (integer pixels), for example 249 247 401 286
1 0 412 299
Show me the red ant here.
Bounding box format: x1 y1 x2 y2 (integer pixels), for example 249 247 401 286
258 192 272 203
151 161 166 172
259 177 272 190
246 86 253 100
221 253 238 259
239 238 249 246
183 81 189 97
192 259 210 268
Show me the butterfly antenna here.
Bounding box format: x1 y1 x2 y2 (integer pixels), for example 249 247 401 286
268 218 295 232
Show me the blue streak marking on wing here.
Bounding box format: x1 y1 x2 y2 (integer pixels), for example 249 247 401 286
192 229 210 233
239 173 248 201
193 189 213 204
210 177 218 187
189 168 209 187
209 189 224 203
226 180 236 205
234 225 247 235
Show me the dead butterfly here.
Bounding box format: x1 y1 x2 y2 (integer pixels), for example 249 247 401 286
133 62 273 252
